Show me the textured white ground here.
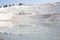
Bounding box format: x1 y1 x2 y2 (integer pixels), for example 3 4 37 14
0 2 60 40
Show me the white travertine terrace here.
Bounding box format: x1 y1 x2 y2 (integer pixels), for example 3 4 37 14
0 2 60 34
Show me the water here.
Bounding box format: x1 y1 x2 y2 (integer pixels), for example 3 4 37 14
0 25 60 40
0 12 60 40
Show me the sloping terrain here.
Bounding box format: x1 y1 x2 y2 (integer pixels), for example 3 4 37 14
0 2 60 40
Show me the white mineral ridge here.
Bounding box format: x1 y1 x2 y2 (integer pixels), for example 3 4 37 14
0 2 60 35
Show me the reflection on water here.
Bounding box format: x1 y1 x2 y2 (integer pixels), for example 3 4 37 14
0 25 60 40
0 13 60 40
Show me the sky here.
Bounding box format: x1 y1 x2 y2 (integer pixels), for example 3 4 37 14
0 0 60 6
